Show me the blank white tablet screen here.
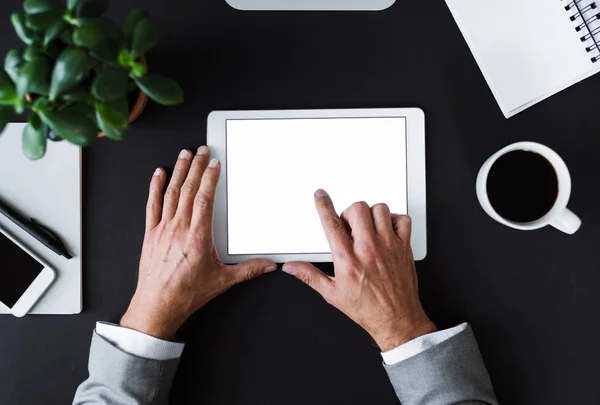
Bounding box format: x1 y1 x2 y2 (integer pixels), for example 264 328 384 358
226 117 407 255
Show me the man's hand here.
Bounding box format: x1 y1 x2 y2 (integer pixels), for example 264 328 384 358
121 147 276 340
282 189 436 351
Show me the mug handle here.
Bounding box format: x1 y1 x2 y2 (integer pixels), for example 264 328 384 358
550 208 582 234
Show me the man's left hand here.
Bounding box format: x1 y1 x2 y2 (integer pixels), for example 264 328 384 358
120 147 277 340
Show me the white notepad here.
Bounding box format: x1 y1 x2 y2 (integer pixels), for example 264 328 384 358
446 0 600 118
0 123 82 314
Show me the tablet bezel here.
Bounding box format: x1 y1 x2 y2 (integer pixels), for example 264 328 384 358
207 108 427 263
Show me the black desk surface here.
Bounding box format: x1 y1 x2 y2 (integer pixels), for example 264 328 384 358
1 1 600 404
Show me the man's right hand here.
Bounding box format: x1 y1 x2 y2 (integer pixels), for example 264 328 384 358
282 189 436 352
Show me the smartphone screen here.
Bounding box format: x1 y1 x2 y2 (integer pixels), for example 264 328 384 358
0 232 44 309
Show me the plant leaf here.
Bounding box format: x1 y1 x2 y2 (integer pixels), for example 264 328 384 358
101 124 129 140
49 47 88 100
130 61 147 78
4 49 24 83
30 110 42 127
96 109 129 140
63 102 95 122
61 90 92 104
131 18 160 58
22 113 47 160
73 22 118 63
0 106 13 135
24 0 64 14
95 98 128 129
0 70 17 103
32 96 49 111
44 19 68 46
25 11 63 32
23 45 42 62
39 108 97 146
91 67 128 101
72 0 108 18
11 13 35 45
16 57 50 98
123 9 149 43
135 74 183 106
118 49 133 67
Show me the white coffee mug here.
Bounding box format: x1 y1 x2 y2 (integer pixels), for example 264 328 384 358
476 142 581 234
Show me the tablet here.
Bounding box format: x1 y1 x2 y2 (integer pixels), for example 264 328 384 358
207 108 426 263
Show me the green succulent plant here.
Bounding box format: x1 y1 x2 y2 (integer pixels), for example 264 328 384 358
0 0 184 159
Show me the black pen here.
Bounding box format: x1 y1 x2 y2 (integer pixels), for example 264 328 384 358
0 195 72 260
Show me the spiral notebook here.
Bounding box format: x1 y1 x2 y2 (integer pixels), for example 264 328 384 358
446 0 600 118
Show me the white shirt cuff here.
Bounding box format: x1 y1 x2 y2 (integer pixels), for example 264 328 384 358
95 321 185 361
381 322 468 365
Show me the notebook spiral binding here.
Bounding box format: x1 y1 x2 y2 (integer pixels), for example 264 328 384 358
565 0 600 62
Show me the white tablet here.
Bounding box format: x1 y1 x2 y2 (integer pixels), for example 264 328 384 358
207 108 427 263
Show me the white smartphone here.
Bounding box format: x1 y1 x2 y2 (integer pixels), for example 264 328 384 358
0 225 56 317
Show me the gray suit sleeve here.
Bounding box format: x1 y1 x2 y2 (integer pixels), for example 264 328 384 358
384 325 499 405
73 332 180 405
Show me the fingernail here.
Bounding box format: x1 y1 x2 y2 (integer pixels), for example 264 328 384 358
315 189 328 197
179 149 190 159
282 264 295 275
265 265 277 273
153 168 162 177
197 146 208 155
209 158 219 168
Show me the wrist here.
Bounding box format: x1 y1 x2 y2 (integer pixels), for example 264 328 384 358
120 295 185 341
371 318 437 352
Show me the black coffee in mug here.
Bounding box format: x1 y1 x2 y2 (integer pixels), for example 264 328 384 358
486 150 559 222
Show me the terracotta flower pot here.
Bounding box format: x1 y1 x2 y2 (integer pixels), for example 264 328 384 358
98 55 148 138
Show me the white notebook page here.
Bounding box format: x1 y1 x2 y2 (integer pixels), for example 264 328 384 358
446 0 596 116
0 123 82 314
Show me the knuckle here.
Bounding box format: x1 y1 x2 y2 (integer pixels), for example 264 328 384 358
354 201 369 210
297 271 313 286
164 186 179 201
146 201 160 214
397 215 412 225
181 181 199 196
194 193 211 211
243 268 260 282
348 201 369 216
396 216 413 238
373 203 390 213
326 217 346 234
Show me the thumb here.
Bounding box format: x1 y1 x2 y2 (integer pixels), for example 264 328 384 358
282 262 334 299
227 259 277 285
